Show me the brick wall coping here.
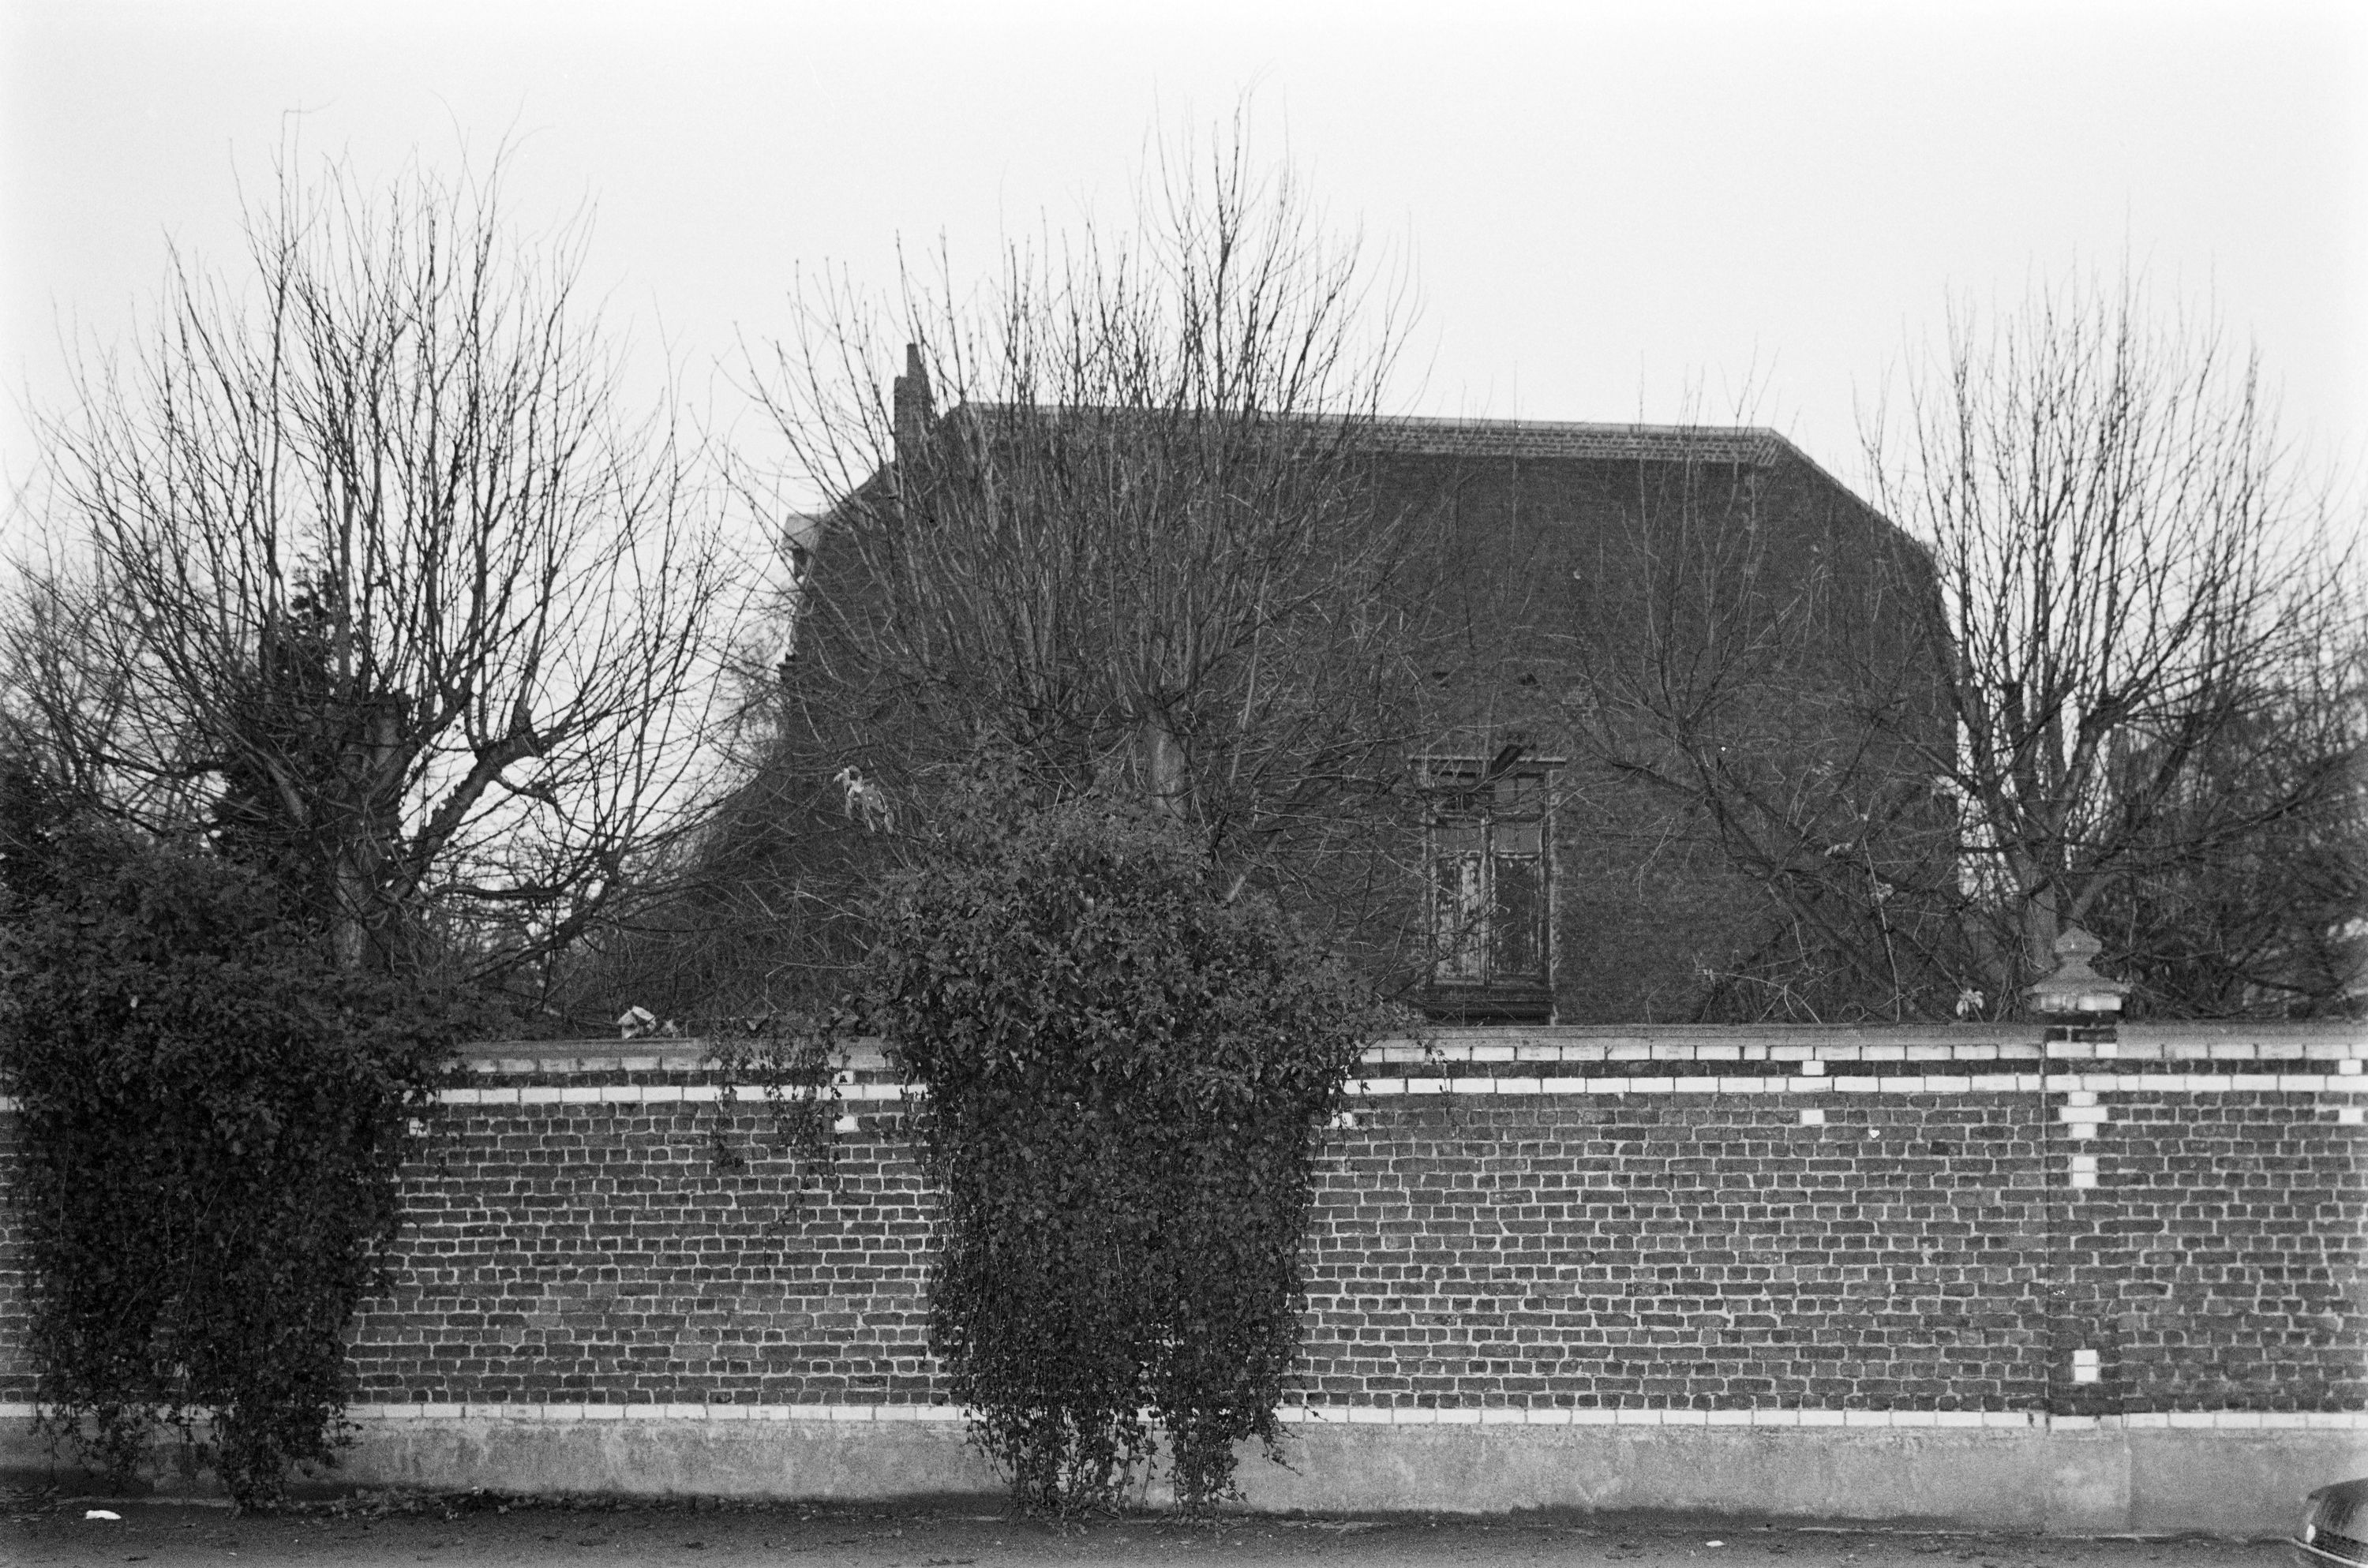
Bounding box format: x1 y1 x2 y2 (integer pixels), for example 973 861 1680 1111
25 1068 2353 1112
1340 1069 2360 1095
4 1401 2358 1431
5 1023 2354 1113
399 1068 2364 1109
1369 1035 2363 1063
437 1020 2364 1079
1408 1020 2363 1051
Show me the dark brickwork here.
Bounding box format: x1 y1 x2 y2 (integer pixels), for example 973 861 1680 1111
1380 436 1939 1023
1 1027 2359 1417
351 1105 937 1408
837 407 1936 1024
2051 1091 2365 1413
1302 1095 2055 1411
1299 1085 2362 1414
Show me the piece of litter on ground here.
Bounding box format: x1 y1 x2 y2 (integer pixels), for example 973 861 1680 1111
1706 1540 1724 1547
84 1508 122 1520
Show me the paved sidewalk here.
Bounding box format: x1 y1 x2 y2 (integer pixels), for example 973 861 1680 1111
2 1494 2290 1566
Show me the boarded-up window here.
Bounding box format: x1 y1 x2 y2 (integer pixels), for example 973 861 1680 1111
1434 846 1487 982
1492 851 1542 981
1418 757 1558 1009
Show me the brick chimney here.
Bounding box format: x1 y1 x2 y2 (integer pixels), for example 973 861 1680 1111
892 342 935 462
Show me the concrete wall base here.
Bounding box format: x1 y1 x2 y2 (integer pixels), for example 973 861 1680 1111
1234 1423 2354 1536
2 1414 2353 1537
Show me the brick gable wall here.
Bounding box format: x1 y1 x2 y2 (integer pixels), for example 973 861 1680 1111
793 416 1939 1025
1394 445 1943 1022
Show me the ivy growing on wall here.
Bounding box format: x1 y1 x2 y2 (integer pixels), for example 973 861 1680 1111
869 792 1391 1514
0 816 464 1509
700 1007 847 1177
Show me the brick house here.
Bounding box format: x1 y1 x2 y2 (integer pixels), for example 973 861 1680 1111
1352 416 1939 1022
792 353 1940 1024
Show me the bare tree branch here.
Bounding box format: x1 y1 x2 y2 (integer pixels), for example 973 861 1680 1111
1565 273 2362 1021
2 153 738 986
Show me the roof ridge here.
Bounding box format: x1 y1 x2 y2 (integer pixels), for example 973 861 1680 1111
1377 412 1786 440
948 402 1798 464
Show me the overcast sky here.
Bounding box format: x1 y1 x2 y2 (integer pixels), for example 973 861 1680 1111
3 0 2362 530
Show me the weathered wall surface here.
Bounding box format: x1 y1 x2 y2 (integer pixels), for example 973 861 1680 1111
1385 437 1939 1024
2 1021 2362 1532
1304 1038 2362 1416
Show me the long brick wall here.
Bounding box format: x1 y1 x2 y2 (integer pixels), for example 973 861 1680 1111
2 1024 2362 1431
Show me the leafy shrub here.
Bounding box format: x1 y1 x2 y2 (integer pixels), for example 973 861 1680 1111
0 825 464 1508
869 792 1391 1514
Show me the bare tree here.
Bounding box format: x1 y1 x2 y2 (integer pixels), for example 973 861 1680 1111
2 158 733 984
1567 277 2362 1020
1551 422 1963 1023
2079 643 2363 1016
1881 280 2360 1014
710 128 1442 1001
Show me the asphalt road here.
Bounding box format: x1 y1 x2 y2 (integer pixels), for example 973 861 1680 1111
1 1495 2291 1568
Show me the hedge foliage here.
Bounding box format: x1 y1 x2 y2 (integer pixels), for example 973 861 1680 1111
0 818 464 1508
869 793 1391 1514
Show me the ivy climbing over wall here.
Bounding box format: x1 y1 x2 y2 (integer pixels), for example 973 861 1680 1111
0 824 465 1509
869 791 1392 1514
700 1007 847 1177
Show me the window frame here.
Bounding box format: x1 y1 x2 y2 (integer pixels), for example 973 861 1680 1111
1415 754 1562 1021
